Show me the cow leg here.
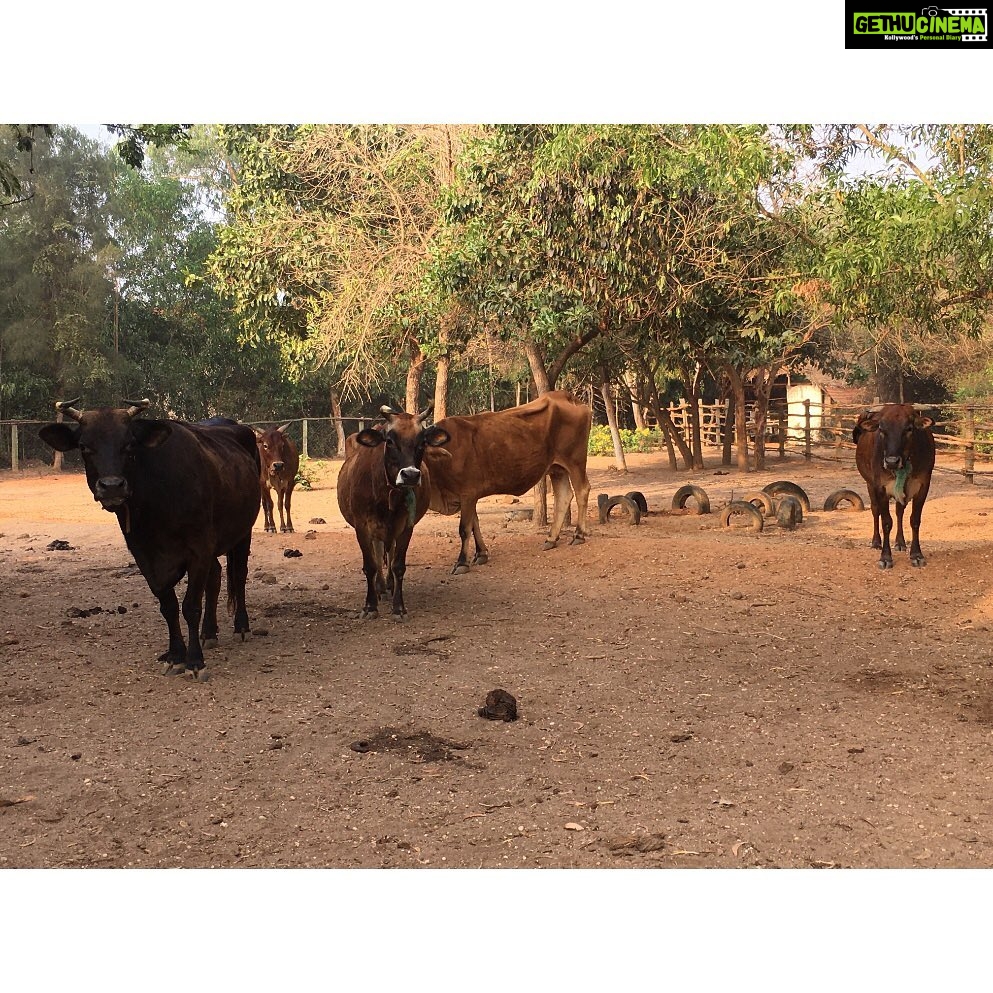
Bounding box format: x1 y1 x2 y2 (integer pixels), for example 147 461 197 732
261 483 276 533
358 533 382 618
908 488 930 567
544 468 574 550
201 558 222 649
894 500 908 552
389 526 414 618
280 483 295 533
155 585 188 669
877 496 895 569
452 502 479 574
471 513 489 565
374 537 389 595
227 535 252 636
866 490 883 550
180 563 211 674
567 465 591 545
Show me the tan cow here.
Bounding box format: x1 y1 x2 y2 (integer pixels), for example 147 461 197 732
424 390 592 574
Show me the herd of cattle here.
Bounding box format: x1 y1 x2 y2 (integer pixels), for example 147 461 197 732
35 394 935 679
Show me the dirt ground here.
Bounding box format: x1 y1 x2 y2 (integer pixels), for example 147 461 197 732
3 445 993 869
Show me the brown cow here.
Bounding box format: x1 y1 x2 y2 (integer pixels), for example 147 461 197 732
255 423 299 534
336 406 450 619
853 403 936 569
423 390 592 574
38 400 261 678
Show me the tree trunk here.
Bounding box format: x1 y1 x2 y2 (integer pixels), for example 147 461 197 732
523 339 551 528
722 396 733 466
600 379 628 472
406 342 426 413
624 368 647 429
750 363 783 473
723 364 750 472
680 365 705 470
633 354 691 469
330 389 346 456
433 352 450 421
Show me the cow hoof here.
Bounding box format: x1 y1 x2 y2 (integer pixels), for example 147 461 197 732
237 630 251 642
193 668 210 682
895 540 908 552
391 613 407 623
541 540 558 551
202 637 219 650
452 564 470 575
911 557 927 567
281 527 294 534
878 560 893 570
570 534 586 546
265 527 276 534
360 609 379 620
472 553 489 565
162 663 186 676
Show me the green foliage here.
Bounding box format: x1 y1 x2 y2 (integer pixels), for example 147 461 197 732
587 424 663 455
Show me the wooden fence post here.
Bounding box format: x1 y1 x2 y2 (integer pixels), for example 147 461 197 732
803 399 811 461
11 424 18 472
964 405 975 484
778 408 786 458
302 418 309 460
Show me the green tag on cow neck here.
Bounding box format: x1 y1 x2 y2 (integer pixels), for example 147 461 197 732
405 488 417 526
893 462 911 504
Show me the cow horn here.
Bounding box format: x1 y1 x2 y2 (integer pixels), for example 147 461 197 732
55 398 84 421
380 405 398 417
123 398 151 417
416 405 433 426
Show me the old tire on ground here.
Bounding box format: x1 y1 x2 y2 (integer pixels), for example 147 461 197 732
625 491 649 513
600 494 642 526
671 485 711 515
823 488 865 512
776 495 803 530
744 491 776 517
762 480 811 514
719 501 764 532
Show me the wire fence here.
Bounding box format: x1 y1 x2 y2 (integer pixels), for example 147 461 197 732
4 403 993 484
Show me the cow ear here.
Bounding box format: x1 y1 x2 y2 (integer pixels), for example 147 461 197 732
356 428 385 448
252 427 263 439
859 416 880 433
423 426 451 447
132 420 172 449
914 415 934 430
39 423 80 452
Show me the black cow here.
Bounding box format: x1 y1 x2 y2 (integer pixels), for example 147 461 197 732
853 403 936 569
39 399 261 677
336 406 449 619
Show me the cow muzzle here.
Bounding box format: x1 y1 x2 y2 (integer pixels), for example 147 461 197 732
395 467 422 487
94 476 130 509
883 455 903 471
271 462 285 474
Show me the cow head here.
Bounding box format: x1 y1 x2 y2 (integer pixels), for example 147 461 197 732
356 406 450 487
39 399 172 510
254 423 294 478
855 404 934 471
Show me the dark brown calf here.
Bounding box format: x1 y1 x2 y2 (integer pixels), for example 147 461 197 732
336 406 450 618
853 403 936 569
254 424 299 533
